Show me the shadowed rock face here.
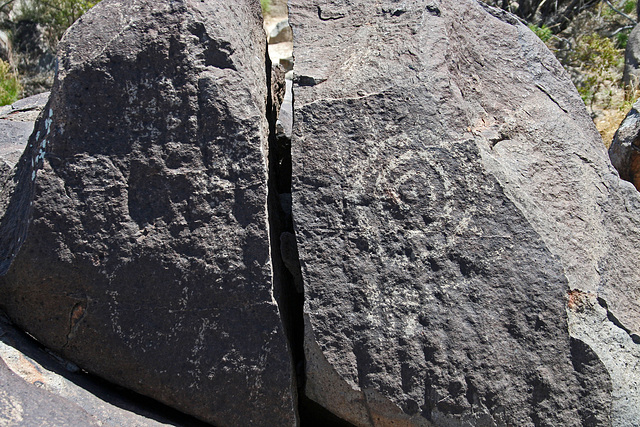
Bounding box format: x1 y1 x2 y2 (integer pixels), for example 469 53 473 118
288 0 639 425
0 0 297 425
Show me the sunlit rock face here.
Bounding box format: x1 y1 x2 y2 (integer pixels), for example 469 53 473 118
290 0 639 425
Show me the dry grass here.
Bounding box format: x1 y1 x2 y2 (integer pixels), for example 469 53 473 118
593 85 640 147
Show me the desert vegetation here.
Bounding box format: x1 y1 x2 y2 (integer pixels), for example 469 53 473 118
488 0 640 144
0 0 638 146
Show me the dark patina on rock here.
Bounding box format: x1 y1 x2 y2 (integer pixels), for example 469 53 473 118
0 0 297 425
289 0 627 425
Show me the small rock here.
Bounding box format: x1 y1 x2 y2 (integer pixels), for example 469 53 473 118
268 18 293 44
0 92 49 173
276 78 293 139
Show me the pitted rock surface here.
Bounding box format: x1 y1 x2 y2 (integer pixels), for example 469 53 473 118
289 0 639 424
0 1 297 425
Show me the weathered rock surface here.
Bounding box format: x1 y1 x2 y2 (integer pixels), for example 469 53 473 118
624 24 640 86
0 0 296 425
290 0 640 425
0 315 202 427
609 99 640 190
0 357 100 426
0 92 49 171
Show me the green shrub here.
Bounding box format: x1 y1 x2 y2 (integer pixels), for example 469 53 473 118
571 33 624 106
261 0 270 14
574 33 622 72
528 23 553 43
0 60 22 106
622 0 637 14
616 30 631 49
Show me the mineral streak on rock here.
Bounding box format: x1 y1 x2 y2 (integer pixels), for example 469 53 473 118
289 0 626 424
0 0 297 425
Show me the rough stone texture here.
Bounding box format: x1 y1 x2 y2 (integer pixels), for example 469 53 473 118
568 291 640 426
0 120 31 173
624 24 640 86
609 99 640 190
0 357 100 426
0 315 198 427
290 0 640 425
0 92 49 170
0 1 297 425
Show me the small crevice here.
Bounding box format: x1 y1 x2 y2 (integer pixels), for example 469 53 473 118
317 5 346 21
63 298 88 349
265 40 305 423
425 4 442 17
264 18 355 426
535 83 569 114
489 134 509 150
597 297 640 344
295 75 326 87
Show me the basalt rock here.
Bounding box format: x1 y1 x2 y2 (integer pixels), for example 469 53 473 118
609 99 640 190
0 357 100 426
290 0 639 425
0 314 197 427
0 0 297 425
0 92 50 171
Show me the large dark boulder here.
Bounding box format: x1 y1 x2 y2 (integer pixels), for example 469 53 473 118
0 0 297 425
290 0 639 425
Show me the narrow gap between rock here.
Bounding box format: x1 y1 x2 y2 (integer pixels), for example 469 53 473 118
263 4 355 426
